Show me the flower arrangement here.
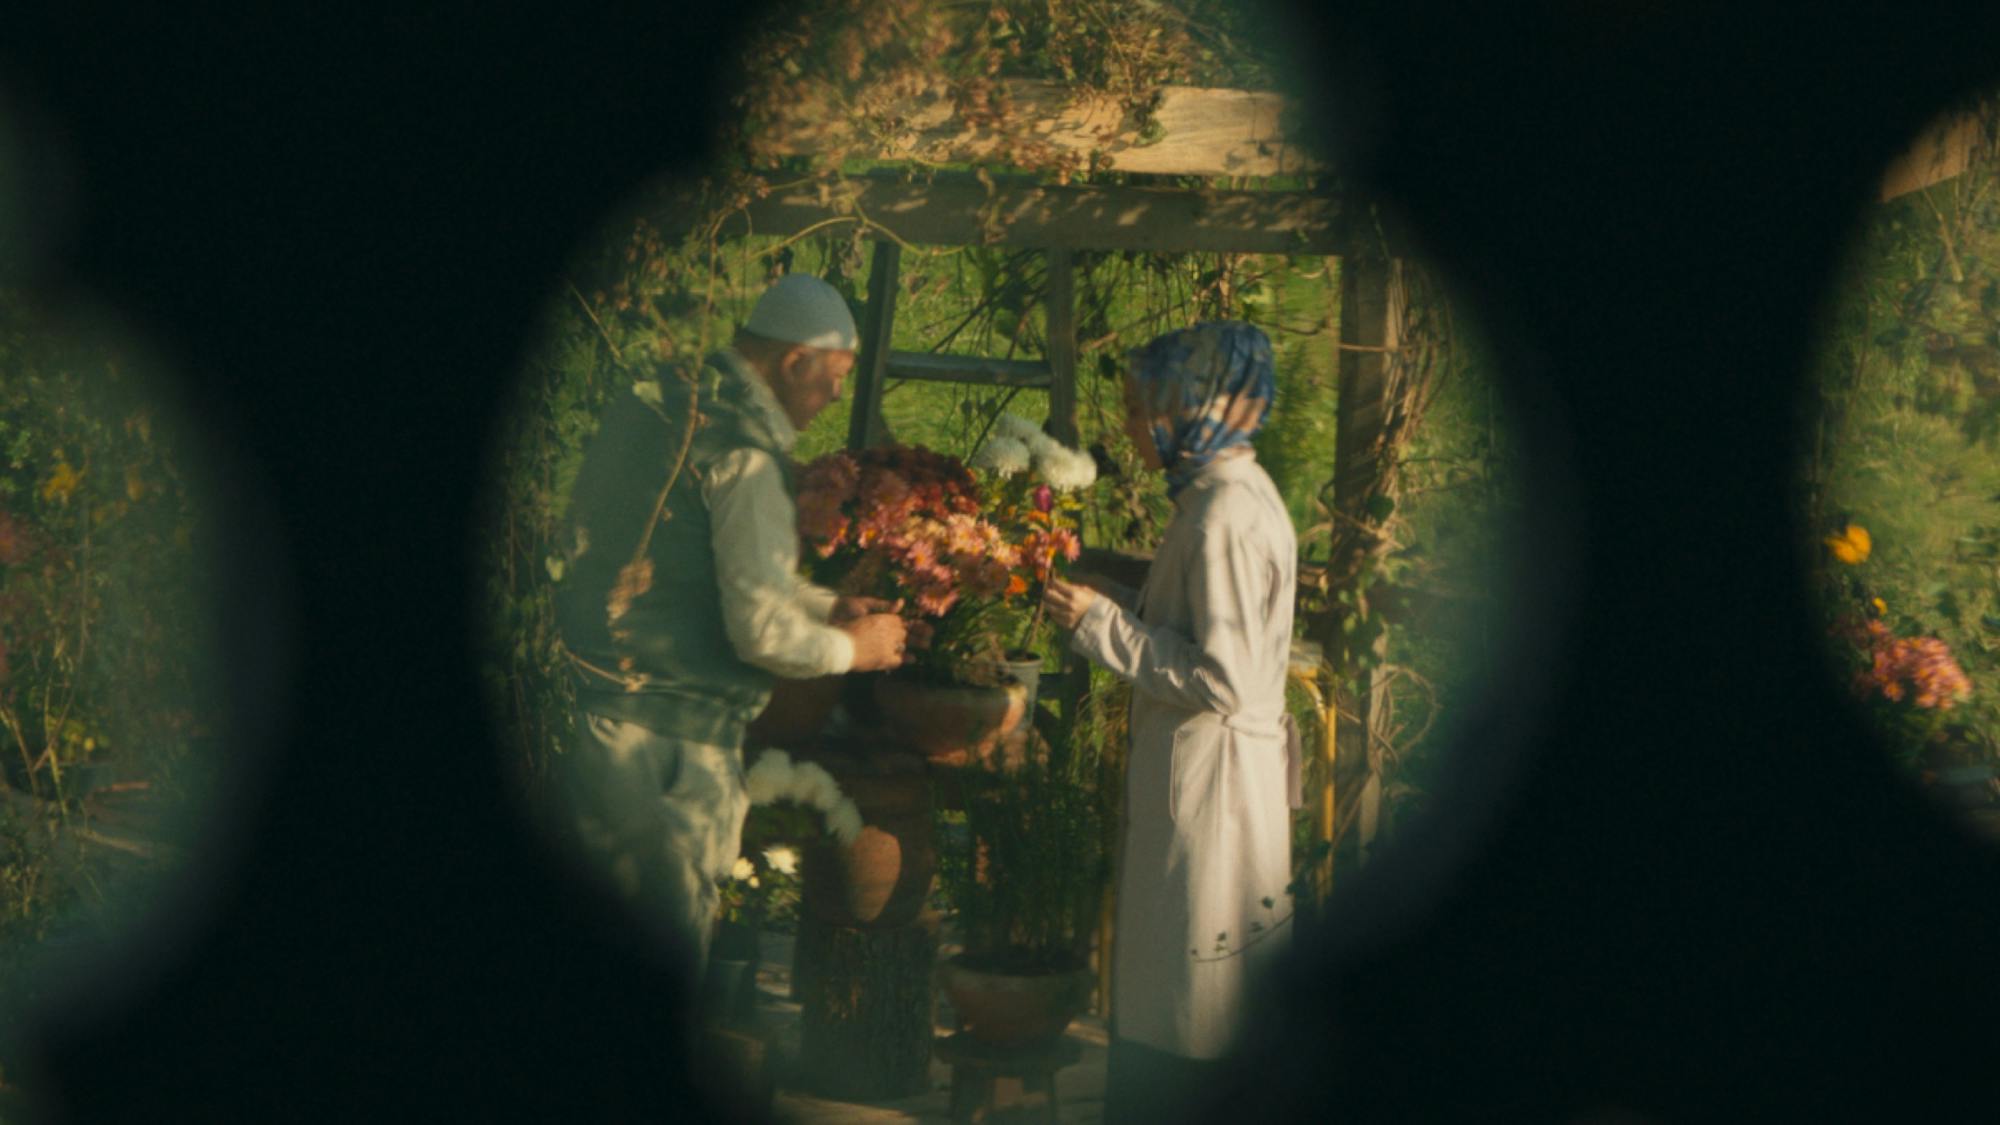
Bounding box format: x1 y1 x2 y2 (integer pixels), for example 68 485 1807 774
720 750 864 925
793 416 1095 684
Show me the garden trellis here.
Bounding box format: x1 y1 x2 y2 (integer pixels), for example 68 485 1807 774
661 81 1422 975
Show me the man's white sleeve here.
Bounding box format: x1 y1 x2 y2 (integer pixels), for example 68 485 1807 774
793 571 840 623
703 448 855 677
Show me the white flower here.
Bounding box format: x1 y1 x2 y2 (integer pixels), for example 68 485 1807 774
762 846 800 876
632 379 664 407
971 436 1032 476
731 855 756 882
825 801 865 846
744 750 795 807
1036 445 1099 493
992 412 1045 445
788 762 845 811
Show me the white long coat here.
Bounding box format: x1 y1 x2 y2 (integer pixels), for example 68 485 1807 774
1070 452 1299 1059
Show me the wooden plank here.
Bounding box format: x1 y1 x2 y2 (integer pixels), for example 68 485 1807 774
849 241 900 449
759 80 1323 179
885 350 1052 387
1881 113 1983 202
718 175 1348 256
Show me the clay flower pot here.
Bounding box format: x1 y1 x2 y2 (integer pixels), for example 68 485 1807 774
800 757 937 930
871 666 1034 769
940 952 1094 1049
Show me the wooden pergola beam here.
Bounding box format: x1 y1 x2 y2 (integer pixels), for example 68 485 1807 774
884 351 1051 387
1880 112 1983 202
759 81 1323 179
710 174 1347 256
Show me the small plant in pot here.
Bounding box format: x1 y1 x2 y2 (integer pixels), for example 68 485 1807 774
934 737 1108 1049
705 753 865 1024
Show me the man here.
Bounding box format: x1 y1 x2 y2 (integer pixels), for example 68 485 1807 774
551 273 907 990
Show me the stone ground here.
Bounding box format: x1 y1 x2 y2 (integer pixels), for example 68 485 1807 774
752 931 1108 1125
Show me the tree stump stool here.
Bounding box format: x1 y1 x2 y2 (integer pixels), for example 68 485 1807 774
794 914 939 1100
934 1032 1084 1124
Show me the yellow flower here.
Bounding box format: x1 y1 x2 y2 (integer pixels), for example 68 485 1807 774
1825 524 1871 565
1871 597 1888 616
41 461 82 505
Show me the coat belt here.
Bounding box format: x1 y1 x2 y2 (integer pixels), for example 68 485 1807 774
1219 712 1306 810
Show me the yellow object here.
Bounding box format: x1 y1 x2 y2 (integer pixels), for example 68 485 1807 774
41 461 82 505
1871 597 1888 616
1825 524 1871 565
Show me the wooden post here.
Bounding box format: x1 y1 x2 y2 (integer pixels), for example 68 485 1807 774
848 240 901 450
1043 248 1079 447
1319 245 1403 875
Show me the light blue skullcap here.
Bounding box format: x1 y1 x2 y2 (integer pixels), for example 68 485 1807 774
743 273 858 353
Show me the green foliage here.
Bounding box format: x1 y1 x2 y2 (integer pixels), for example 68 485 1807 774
1809 99 2000 765
934 673 1115 972
0 293 218 1036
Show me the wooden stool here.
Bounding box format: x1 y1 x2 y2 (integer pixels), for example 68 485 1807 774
934 1032 1084 1124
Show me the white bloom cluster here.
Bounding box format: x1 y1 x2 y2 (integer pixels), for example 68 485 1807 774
1036 445 1098 493
988 412 1098 493
970 435 1032 476
762 846 800 876
743 750 866 847
825 803 864 846
730 855 758 883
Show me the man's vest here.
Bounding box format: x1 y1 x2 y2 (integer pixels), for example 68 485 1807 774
553 349 791 746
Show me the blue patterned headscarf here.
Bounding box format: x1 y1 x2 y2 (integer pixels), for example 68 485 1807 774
1128 320 1277 497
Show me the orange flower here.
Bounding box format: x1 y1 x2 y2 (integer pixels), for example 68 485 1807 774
1825 524 1871 565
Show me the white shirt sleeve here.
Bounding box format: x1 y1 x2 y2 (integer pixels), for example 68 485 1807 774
1068 516 1271 717
702 447 855 678
793 571 840 622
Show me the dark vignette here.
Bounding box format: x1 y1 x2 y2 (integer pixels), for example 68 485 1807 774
0 1 1993 1122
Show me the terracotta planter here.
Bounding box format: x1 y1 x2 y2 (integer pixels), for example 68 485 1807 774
800 756 937 930
872 668 1033 769
941 953 1093 1049
745 675 844 749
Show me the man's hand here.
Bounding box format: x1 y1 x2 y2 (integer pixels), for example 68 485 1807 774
1042 576 1101 631
842 612 910 672
832 596 902 624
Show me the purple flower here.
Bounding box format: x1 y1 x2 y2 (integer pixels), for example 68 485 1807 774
1033 483 1054 513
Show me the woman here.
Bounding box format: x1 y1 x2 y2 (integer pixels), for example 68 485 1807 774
1044 320 1301 1123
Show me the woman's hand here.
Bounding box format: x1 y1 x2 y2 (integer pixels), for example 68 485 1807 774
832 596 902 624
1042 576 1100 631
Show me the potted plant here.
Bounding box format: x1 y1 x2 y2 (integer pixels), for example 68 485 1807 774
933 736 1109 1049
791 419 1095 766
709 843 803 1028
741 746 947 935
722 749 864 948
